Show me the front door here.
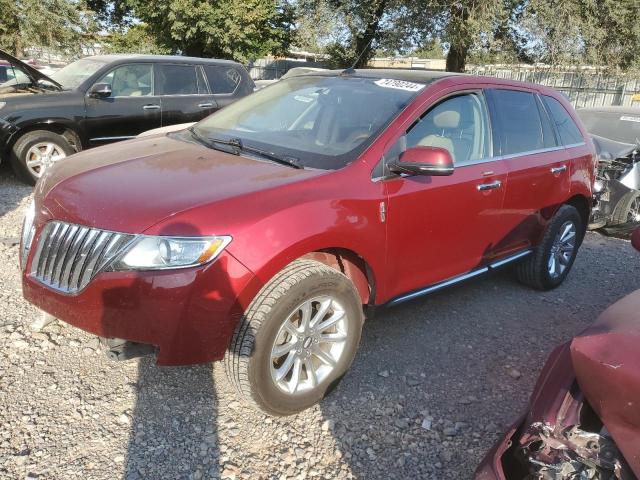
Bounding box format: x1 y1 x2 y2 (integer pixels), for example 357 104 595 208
383 91 508 300
83 63 161 146
155 63 217 127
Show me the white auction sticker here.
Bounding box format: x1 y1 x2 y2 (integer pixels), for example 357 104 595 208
620 115 640 123
374 78 425 92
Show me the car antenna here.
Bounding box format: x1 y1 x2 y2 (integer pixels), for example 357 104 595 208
341 36 375 75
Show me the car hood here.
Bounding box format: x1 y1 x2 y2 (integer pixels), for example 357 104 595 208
37 133 327 234
0 49 62 90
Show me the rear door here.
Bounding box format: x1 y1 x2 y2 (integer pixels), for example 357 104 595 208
383 90 509 300
84 63 161 145
486 88 570 254
156 63 217 127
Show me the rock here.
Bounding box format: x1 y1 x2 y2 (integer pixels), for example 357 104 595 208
378 370 389 378
12 340 28 349
405 376 421 387
394 418 409 429
321 420 335 432
30 313 56 332
421 418 432 431
508 368 522 380
443 427 457 436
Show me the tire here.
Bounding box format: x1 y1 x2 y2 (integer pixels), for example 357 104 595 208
10 130 75 185
516 205 583 291
611 190 640 225
225 259 364 416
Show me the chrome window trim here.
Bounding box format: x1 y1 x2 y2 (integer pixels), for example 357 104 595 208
387 249 532 306
495 145 564 161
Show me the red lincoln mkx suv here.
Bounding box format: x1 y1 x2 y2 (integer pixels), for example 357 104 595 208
20 70 595 415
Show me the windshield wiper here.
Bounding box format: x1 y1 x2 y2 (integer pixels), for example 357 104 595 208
190 128 302 169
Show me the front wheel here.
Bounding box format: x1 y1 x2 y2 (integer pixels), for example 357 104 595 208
10 130 75 185
225 260 364 416
516 205 583 290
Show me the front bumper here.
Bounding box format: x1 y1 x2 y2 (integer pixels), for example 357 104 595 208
474 344 576 479
22 250 259 365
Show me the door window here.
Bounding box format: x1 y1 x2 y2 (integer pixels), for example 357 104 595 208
156 64 200 95
383 92 491 172
542 95 584 146
203 65 241 94
492 89 551 155
97 64 153 97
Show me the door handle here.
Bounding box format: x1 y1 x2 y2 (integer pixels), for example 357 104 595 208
550 165 567 174
143 104 160 110
477 180 502 191
198 103 214 108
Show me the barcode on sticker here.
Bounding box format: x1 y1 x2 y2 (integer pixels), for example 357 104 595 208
374 78 425 92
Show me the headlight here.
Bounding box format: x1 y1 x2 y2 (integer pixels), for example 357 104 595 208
110 235 232 271
20 199 36 269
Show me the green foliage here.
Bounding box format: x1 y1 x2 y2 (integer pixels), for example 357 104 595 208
103 24 169 55
121 0 296 62
0 0 98 57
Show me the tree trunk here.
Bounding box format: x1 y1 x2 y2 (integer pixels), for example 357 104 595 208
352 0 387 68
446 43 468 72
13 35 24 58
445 3 470 72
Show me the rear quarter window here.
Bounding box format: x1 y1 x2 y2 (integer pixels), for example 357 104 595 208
491 89 547 156
204 65 242 94
542 95 584 146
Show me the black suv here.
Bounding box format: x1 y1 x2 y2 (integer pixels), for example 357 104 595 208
0 50 255 184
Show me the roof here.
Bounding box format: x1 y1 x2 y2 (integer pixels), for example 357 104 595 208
85 54 240 66
311 68 461 84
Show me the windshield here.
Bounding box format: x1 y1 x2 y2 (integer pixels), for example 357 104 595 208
0 64 30 88
50 57 110 89
193 75 424 170
578 110 640 145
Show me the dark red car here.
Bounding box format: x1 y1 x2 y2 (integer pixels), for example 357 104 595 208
476 228 640 479
20 70 595 415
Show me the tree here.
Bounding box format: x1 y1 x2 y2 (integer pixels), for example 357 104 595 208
103 23 169 54
0 0 98 58
111 0 296 62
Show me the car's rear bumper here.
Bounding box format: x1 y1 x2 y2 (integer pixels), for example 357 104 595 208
22 251 259 365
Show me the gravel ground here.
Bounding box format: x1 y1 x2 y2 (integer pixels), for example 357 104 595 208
1 166 639 480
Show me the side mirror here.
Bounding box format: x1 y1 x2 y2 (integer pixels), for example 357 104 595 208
388 146 454 176
89 83 112 98
632 228 640 252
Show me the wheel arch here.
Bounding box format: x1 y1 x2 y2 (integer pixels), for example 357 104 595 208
10 120 84 153
565 194 591 241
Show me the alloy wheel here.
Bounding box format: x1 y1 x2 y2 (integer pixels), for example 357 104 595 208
548 220 576 279
270 295 348 395
25 142 67 178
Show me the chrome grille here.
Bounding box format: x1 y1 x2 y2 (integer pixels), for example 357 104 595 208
30 221 135 293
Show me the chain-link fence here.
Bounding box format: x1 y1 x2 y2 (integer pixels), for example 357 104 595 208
467 65 640 108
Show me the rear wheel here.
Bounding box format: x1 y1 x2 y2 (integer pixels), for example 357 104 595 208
225 260 364 416
10 130 75 185
516 205 583 290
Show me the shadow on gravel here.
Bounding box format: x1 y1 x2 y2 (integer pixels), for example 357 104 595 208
317 236 640 479
124 360 220 480
0 164 32 221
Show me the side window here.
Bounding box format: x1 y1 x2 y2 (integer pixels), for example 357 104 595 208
156 64 199 95
97 64 153 97
492 89 545 155
542 95 584 146
404 93 491 166
203 65 241 94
